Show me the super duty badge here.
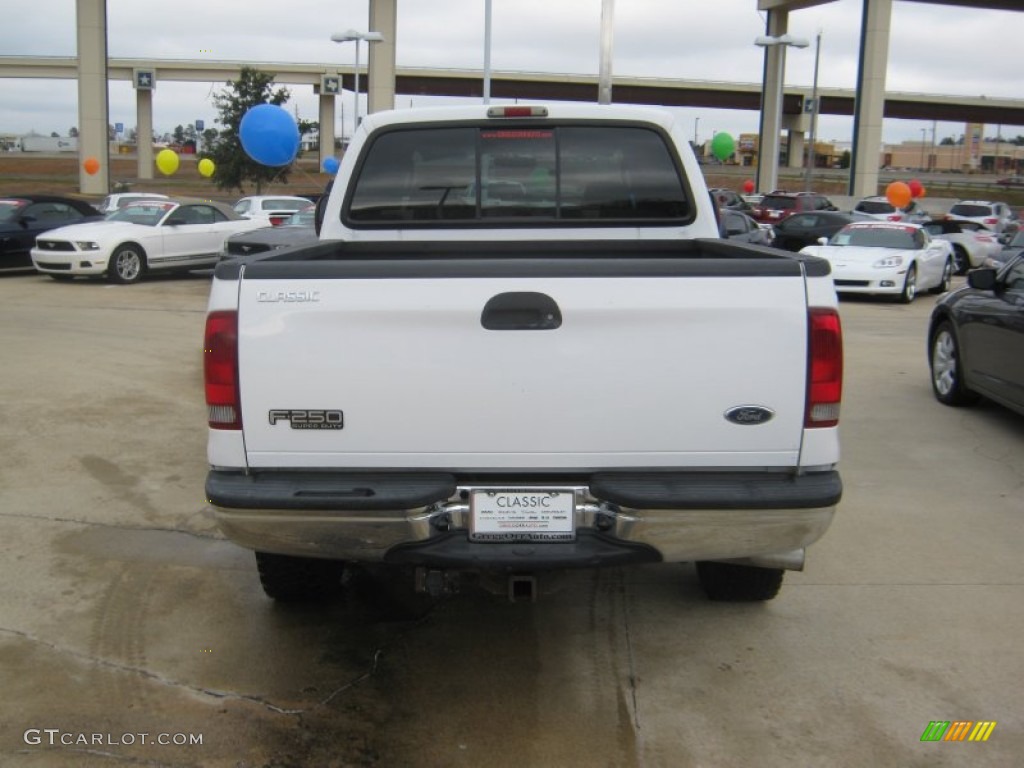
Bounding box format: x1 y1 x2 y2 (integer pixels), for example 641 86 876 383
268 409 344 430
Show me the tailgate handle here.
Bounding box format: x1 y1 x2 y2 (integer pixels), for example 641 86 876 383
481 292 562 331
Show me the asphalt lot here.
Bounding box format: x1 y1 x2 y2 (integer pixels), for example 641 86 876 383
0 270 1021 767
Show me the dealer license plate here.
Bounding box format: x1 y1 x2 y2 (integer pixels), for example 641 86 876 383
469 490 576 542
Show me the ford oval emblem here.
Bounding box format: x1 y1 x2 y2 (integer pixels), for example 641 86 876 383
724 406 775 425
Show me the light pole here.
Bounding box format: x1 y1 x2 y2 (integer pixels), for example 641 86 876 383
483 0 492 103
694 116 700 148
330 29 385 129
754 33 809 193
598 0 615 105
920 128 927 172
803 31 821 191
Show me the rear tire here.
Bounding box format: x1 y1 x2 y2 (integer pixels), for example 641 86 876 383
255 552 347 602
696 561 784 602
952 245 970 275
930 259 953 294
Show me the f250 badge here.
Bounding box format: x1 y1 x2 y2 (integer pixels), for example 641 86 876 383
269 409 344 430
724 406 775 425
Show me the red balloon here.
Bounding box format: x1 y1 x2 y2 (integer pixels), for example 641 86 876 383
886 181 912 209
743 179 755 194
908 179 924 198
83 157 100 175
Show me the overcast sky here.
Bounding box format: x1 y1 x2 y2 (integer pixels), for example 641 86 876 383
1 0 1020 146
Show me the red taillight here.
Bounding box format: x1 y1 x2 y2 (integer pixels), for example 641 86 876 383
204 310 241 429
806 308 843 428
887 214 902 222
983 218 998 225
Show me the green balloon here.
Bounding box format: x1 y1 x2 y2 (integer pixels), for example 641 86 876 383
711 132 736 161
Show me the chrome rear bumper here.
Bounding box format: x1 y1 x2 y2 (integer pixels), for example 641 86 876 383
208 471 839 570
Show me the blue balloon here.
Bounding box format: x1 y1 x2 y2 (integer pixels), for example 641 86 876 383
238 104 300 167
322 156 340 175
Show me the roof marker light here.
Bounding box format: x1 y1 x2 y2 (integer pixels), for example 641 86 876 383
487 106 548 118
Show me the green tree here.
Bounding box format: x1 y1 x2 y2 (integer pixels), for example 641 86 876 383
173 125 186 144
207 66 291 194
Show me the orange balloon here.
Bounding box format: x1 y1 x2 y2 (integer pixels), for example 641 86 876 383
885 181 911 209
83 157 100 175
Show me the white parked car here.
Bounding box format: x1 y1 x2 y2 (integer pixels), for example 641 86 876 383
96 192 169 215
945 200 1016 235
800 221 954 303
31 199 265 283
920 219 1003 274
851 196 929 224
232 195 313 226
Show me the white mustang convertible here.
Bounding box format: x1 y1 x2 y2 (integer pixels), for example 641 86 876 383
800 221 954 303
31 199 265 284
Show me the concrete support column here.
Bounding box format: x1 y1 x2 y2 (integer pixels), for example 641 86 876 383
76 0 108 196
367 0 397 114
755 10 788 193
136 89 153 180
318 94 336 169
849 0 892 197
788 131 805 169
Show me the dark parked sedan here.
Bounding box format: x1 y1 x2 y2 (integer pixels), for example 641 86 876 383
770 210 858 252
0 195 103 271
928 253 1024 417
220 207 317 262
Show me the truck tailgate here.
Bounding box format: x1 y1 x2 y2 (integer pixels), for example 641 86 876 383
236 258 810 470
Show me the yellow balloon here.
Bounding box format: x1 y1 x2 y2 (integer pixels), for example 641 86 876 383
197 158 215 178
156 149 180 176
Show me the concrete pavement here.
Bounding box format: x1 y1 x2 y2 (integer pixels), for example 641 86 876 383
0 272 1020 767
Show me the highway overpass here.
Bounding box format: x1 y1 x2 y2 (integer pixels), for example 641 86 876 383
8 0 1022 195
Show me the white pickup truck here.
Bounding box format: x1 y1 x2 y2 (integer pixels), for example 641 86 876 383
204 104 843 603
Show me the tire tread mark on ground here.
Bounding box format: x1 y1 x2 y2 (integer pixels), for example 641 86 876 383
0 625 303 716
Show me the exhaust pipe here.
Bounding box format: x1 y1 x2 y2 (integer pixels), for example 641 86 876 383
717 548 806 572
508 574 537 603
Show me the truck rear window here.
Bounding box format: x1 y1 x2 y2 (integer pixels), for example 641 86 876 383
346 125 690 225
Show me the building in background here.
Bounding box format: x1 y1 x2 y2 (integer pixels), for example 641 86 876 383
732 125 1022 176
